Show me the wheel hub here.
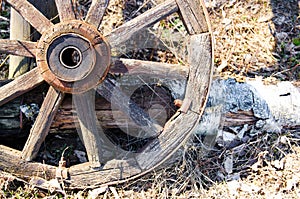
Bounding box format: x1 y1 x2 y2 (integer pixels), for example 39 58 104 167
36 20 111 94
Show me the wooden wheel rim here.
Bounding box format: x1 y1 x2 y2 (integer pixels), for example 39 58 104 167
0 0 213 189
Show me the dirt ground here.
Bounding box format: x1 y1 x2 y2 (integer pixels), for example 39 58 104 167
1 0 300 198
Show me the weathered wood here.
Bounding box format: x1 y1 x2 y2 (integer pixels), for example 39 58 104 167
55 0 76 21
136 33 213 170
21 86 64 161
36 20 111 94
223 111 257 126
68 158 142 188
50 102 285 132
185 33 212 113
3 79 300 135
110 58 189 78
85 0 108 29
136 111 200 170
9 8 31 78
0 145 56 179
6 0 53 34
0 67 44 106
0 39 37 58
52 93 174 131
176 0 210 34
8 0 57 78
73 90 103 166
107 0 178 49
55 0 76 22
0 0 214 189
0 98 21 130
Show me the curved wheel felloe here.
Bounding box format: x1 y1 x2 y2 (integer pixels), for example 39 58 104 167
0 0 213 188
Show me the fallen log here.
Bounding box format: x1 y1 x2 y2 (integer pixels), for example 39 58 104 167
0 78 300 137
51 78 300 134
197 78 300 137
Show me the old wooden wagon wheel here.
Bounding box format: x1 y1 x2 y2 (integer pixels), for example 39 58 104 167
0 0 213 188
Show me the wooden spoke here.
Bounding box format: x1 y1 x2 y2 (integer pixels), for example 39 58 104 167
73 90 104 166
107 0 178 48
97 79 163 138
110 58 188 79
21 87 64 161
0 67 44 106
55 0 76 22
74 90 135 166
85 0 108 29
6 0 53 34
0 39 37 57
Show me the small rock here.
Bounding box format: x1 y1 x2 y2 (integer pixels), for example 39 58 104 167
74 150 87 163
224 154 233 174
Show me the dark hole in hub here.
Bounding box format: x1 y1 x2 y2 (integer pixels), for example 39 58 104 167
60 46 82 69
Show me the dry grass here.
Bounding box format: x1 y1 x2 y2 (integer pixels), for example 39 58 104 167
211 0 276 79
1 0 300 198
210 0 300 81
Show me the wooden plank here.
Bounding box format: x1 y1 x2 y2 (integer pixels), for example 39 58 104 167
50 101 260 132
55 0 76 22
97 80 163 137
0 145 56 180
107 0 178 48
0 39 37 58
6 0 54 34
185 33 213 113
0 67 44 106
85 0 108 29
21 86 64 161
175 0 210 34
0 98 21 131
